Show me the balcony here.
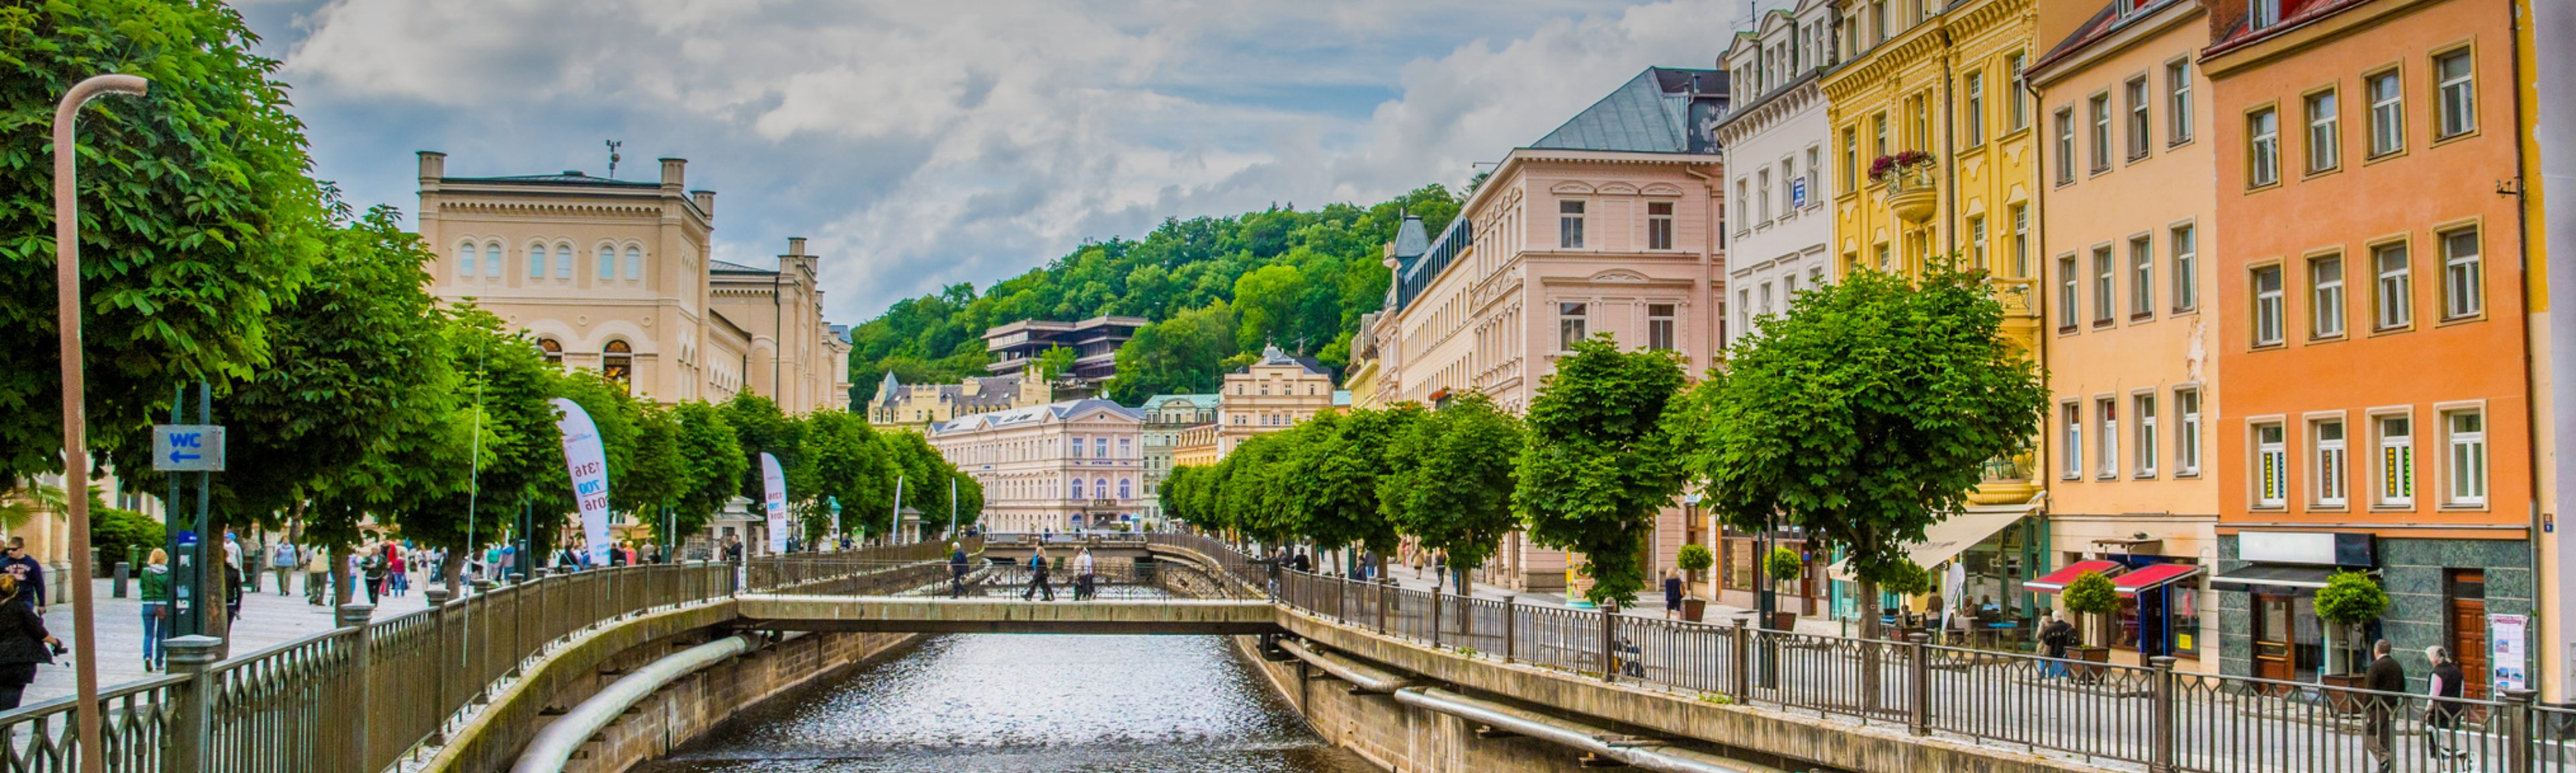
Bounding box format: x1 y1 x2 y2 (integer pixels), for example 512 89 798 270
1884 164 1937 223
1970 452 2041 506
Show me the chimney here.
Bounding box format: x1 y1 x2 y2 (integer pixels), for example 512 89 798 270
691 189 716 217
787 237 807 256
659 157 686 191
417 150 445 187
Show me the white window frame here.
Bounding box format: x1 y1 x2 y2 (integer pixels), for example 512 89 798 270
2253 420 2288 509
2125 76 2151 160
2310 253 2345 338
2441 405 2488 507
2249 107 2280 187
596 244 616 280
555 244 573 279
1970 215 1989 270
2374 241 2413 330
2135 392 2159 478
2171 223 2198 312
2306 89 2340 174
2253 264 2284 346
2167 58 2194 145
528 242 549 278
1560 199 1587 248
1647 201 1675 250
2312 415 2349 507
2374 410 2416 508
457 242 478 277
2062 403 2084 480
2092 247 2116 325
2057 254 2080 329
2176 387 2203 476
2435 48 2477 139
2129 236 2154 318
1647 303 1676 351
485 242 503 278
2089 93 2112 172
2442 226 2483 319
2097 397 2119 480
1558 301 1589 352
1964 71 1986 146
2367 68 2404 157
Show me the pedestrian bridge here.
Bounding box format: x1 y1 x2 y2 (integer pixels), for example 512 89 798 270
732 595 1281 634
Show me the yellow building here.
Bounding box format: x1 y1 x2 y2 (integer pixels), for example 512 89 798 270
867 370 1051 433
1819 0 2047 621
1215 344 1338 458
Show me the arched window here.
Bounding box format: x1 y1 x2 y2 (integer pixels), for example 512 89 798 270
1070 478 1085 499
625 246 642 280
537 338 564 366
528 243 548 277
457 242 478 276
602 340 633 387
554 244 573 278
484 242 504 277
1118 478 1132 499
1093 478 1107 500
597 245 616 280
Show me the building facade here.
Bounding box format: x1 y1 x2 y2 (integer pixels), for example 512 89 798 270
1373 66 1729 593
867 370 1051 433
983 316 1148 382
1717 0 1841 348
2026 0 2222 672
2204 0 2534 695
1216 345 1338 458
928 399 1146 533
414 152 851 412
1138 394 1220 525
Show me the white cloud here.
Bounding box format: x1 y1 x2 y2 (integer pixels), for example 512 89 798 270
262 0 1743 322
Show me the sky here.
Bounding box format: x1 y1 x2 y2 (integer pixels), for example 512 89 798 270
238 0 1752 323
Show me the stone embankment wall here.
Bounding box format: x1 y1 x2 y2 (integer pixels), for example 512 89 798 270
555 630 918 773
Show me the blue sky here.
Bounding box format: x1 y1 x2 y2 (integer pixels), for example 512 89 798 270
237 0 1749 321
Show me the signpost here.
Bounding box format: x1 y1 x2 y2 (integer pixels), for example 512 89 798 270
154 384 222 641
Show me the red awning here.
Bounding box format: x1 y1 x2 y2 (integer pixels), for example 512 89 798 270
2112 563 2202 597
2023 560 2125 592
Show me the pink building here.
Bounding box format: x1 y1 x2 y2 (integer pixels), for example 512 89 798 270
1367 67 1730 594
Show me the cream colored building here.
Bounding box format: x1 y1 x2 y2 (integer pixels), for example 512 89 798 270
868 370 1051 433
928 399 1146 533
1138 394 1220 524
1216 345 1338 457
413 152 851 413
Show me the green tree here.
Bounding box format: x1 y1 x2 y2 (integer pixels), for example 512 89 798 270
794 410 892 541
1232 264 1307 353
0 0 330 486
1513 336 1688 607
1277 406 1419 574
1034 345 1078 382
624 401 688 547
668 400 747 544
1676 263 2047 646
1105 301 1238 403
723 393 798 502
1160 465 1199 527
1381 393 1523 596
1218 433 1296 545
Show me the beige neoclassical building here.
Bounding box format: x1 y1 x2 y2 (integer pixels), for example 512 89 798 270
412 152 851 412
928 399 1146 533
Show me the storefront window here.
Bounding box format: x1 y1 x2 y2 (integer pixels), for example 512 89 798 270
1723 537 1757 592
2171 586 2202 657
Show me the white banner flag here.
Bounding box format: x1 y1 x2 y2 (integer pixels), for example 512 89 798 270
550 398 613 567
761 452 789 554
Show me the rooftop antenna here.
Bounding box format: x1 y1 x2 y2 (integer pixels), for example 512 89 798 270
604 140 623 178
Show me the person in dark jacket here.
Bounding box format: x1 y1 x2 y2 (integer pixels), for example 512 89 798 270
2038 612 2077 679
2363 639 2405 773
1662 569 1684 620
0 574 60 710
2425 645 2469 761
949 543 970 598
1022 546 1053 601
0 539 44 615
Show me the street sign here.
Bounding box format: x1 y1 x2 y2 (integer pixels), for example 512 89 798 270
152 424 225 472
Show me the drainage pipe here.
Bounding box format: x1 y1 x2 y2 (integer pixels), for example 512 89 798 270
1277 639 1413 694
1391 686 1758 773
511 633 758 773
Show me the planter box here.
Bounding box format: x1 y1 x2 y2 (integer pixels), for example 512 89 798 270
2070 646 2111 682
1680 597 1707 623
1771 611 1798 632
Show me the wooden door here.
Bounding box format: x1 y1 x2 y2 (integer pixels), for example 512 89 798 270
2449 570 2490 701
2254 594 2297 684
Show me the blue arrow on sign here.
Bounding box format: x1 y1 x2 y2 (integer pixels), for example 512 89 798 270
169 450 200 464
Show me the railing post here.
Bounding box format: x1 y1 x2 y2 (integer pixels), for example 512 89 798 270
423 586 452 746
1599 602 1617 683
2507 688 2537 773
1904 632 1930 735
339 603 376 771
1731 618 1751 701
1501 593 1518 662
2148 655 2177 773
1376 580 1389 635
160 635 223 773
1430 584 1444 649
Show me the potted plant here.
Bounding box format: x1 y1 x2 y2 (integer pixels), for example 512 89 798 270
2060 570 2120 678
1867 150 1935 185
1674 544 1714 623
1766 547 1805 631
2315 570 2390 711
1880 560 1933 640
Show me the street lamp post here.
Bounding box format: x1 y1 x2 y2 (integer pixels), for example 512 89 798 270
54 72 149 773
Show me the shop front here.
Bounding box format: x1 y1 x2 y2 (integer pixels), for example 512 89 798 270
2025 556 2204 665
1827 503 2047 640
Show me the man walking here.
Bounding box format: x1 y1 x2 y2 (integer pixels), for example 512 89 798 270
303 546 330 606
949 542 970 599
0 539 45 615
2038 611 2076 679
1073 547 1095 601
2364 639 2405 773
270 541 297 597
1023 546 1053 602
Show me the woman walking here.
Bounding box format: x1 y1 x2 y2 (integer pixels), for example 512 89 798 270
1662 568 1683 620
140 549 170 672
387 544 409 597
0 575 60 709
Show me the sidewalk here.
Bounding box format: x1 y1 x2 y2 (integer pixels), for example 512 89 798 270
25 574 435 705
1367 568 1847 637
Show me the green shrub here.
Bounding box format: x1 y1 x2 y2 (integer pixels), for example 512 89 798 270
2315 571 2389 626
1766 547 1804 582
2061 571 2118 617
1879 560 1932 597
1675 544 1715 573
91 508 166 568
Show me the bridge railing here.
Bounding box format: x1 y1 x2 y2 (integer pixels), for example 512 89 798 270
745 537 978 593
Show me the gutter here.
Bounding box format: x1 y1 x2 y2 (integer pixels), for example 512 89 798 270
1391 686 1761 773
510 633 760 773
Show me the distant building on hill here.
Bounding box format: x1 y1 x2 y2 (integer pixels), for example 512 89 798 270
927 399 1146 533
983 315 1148 382
1138 394 1221 525
867 370 1053 433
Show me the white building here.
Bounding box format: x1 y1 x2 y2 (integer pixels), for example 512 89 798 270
927 399 1146 534
1715 0 1839 347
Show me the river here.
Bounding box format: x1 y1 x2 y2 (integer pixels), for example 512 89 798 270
634 633 1380 772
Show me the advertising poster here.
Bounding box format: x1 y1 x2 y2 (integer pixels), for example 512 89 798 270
2489 613 2529 692
550 398 613 567
761 452 789 554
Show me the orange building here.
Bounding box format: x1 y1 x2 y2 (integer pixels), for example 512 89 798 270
2206 0 2534 694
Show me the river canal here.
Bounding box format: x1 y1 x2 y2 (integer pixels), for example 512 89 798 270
635 633 1379 772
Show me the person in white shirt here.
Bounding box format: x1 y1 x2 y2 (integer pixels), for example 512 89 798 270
1073 548 1096 601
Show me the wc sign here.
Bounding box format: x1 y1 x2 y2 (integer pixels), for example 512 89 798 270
152 424 226 472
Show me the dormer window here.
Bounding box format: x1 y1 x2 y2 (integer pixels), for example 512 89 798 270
2249 0 2280 30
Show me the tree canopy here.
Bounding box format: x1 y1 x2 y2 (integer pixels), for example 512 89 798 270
1380 392 1524 591
1514 336 1689 607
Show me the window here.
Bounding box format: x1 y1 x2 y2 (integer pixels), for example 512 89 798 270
596 245 616 280
2136 394 2159 478
1875 243 1891 272
2305 91 2339 173
2130 236 2154 317
2312 419 2349 506
1118 437 1131 458
1805 147 1822 205
529 243 548 277
1780 158 1796 212
2250 0 2279 30
1071 478 1085 499
2374 242 2412 329
1648 303 1676 351
1968 215 1988 270
2054 108 2078 185
1118 478 1132 500
2176 389 2202 475
2378 414 2416 507
537 338 563 366
2092 248 2115 325
1735 180 1750 231
2057 256 2080 330
457 243 478 276
1072 435 1086 458
1757 169 1772 221
2248 107 2279 187
2253 264 2284 346
2436 49 2476 139
2171 224 2198 311
2167 60 2194 144
1841 127 1860 191
555 244 573 278
2255 422 2288 507
485 243 503 278
2367 70 2404 157
2089 94 2112 172
602 340 633 388
2008 52 2031 131
1558 200 1586 248
1874 113 1890 158
2011 205 2031 278
1558 301 1588 351
1095 437 1108 458
2098 398 2119 478
2445 409 2486 506
1964 72 1986 145
2442 227 2483 319
1648 201 1674 250
2062 404 2084 479
625 246 643 280
1737 289 1751 338
2125 76 2151 160
1908 93 1931 150
2310 254 2346 338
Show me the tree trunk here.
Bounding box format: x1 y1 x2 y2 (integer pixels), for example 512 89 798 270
441 541 466 597
331 542 352 607
1858 577 1884 712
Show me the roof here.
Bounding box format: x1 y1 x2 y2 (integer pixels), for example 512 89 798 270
1142 394 1222 410
709 259 775 275
2206 0 2371 59
1233 344 1328 376
441 170 661 189
1528 67 1727 154
1389 215 1432 261
930 398 1141 436
877 373 1030 412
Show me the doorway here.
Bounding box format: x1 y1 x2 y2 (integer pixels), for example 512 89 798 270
2253 594 2296 684
2447 570 2489 701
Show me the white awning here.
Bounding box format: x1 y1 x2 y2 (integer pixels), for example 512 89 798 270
1830 501 2040 582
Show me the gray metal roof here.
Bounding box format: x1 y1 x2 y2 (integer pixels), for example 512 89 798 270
1390 215 1432 260
708 259 774 274
1529 67 1726 154
443 171 659 188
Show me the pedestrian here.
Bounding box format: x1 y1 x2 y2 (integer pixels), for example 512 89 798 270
2364 639 2404 773
223 558 244 621
949 542 970 599
1023 546 1053 602
1662 568 1683 620
2426 645 2467 761
0 539 45 615
0 575 60 711
1290 551 1311 574
1073 548 1095 601
139 548 170 672
387 544 408 597
221 531 242 592
304 546 331 606
2038 611 2076 679
361 544 387 605
270 540 297 597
